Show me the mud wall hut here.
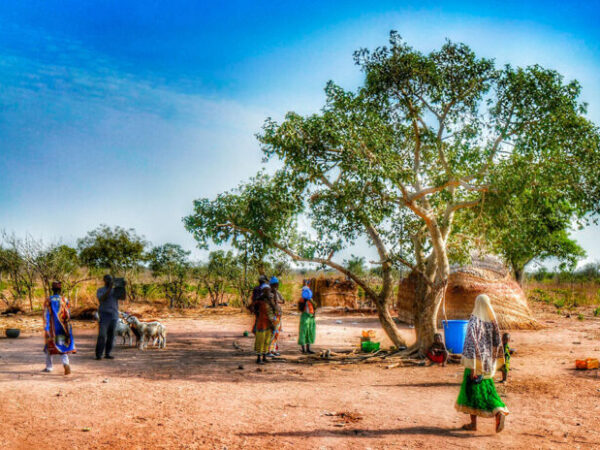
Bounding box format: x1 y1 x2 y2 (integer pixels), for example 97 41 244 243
397 262 537 330
310 277 358 308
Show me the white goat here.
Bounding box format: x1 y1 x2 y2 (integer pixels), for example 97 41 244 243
115 318 134 346
126 315 167 350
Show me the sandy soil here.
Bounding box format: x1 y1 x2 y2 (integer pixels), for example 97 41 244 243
2 305 600 449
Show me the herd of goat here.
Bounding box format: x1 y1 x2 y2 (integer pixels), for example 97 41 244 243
93 311 167 350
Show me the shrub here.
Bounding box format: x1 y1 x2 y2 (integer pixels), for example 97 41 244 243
553 298 565 309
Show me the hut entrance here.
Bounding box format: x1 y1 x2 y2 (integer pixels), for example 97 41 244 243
310 277 358 309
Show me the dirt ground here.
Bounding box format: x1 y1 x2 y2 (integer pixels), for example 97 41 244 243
2 305 600 449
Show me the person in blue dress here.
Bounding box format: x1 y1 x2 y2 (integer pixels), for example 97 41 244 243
42 281 76 375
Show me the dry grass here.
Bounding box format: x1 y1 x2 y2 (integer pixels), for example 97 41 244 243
526 280 600 309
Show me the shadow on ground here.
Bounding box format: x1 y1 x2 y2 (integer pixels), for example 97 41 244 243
239 425 485 439
0 328 315 384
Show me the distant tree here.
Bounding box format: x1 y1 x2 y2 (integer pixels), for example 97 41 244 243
78 225 148 301
34 244 84 297
576 262 600 281
0 233 42 311
0 246 27 309
185 33 600 353
345 255 367 278
147 243 191 308
196 250 238 307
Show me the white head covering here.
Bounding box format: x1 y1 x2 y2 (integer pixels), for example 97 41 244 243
461 294 504 378
472 294 498 323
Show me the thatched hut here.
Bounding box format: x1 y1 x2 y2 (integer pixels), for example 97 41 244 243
397 259 538 330
310 277 358 308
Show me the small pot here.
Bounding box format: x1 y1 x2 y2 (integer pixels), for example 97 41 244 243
5 328 20 338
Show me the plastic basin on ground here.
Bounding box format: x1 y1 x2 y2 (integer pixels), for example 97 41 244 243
442 320 468 354
361 341 380 353
5 328 20 338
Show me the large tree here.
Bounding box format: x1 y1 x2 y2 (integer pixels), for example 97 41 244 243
185 33 600 353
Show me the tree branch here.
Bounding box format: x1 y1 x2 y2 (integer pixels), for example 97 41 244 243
216 223 379 299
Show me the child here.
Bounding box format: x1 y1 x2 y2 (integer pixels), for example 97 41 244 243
499 332 514 383
426 333 449 366
298 281 316 354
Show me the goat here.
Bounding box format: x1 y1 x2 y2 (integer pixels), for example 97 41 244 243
115 318 134 346
126 315 167 350
120 312 141 346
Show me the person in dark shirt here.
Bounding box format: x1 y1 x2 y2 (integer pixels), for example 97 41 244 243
95 275 120 360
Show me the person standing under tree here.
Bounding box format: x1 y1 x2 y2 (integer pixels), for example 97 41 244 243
298 280 316 354
42 281 76 375
267 276 285 357
95 275 120 360
455 294 509 433
253 285 275 364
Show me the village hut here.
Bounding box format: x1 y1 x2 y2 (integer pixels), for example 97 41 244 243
397 257 538 329
310 277 358 308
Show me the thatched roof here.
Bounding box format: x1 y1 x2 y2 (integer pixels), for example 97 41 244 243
397 264 538 330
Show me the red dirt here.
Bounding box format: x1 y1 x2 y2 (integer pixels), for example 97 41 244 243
1 305 600 449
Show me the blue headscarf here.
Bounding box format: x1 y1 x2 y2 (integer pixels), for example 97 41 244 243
302 286 313 300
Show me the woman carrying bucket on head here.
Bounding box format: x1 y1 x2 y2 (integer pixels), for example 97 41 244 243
455 294 508 433
298 280 316 354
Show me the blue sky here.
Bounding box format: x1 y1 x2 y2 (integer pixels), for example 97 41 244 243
1 1 599 266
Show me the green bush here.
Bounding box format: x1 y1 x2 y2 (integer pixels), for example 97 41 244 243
553 298 565 309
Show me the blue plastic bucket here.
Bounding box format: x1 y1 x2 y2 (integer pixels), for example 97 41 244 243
442 320 469 354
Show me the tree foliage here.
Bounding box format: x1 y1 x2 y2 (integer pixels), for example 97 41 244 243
78 225 148 301
147 243 191 308
78 225 148 275
195 250 238 307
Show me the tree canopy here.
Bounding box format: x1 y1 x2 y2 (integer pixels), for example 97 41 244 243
185 32 600 352
147 243 191 308
77 225 148 276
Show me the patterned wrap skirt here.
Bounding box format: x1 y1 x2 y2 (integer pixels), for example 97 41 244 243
254 330 273 355
455 369 509 417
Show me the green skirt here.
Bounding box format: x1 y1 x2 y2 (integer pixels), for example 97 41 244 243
298 312 316 345
455 369 509 417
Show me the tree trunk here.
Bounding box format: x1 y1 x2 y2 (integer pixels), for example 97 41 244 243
514 268 524 286
412 280 446 355
409 267 448 356
369 293 407 349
